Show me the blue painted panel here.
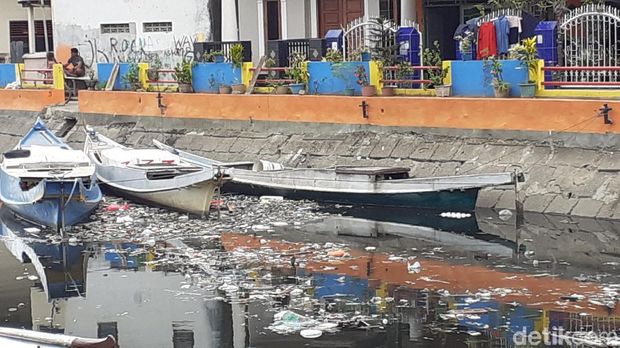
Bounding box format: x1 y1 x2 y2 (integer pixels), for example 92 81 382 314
0 64 16 87
192 63 242 93
97 63 133 91
307 61 370 95
451 60 528 97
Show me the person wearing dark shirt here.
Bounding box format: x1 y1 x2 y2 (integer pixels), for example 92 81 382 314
64 48 85 77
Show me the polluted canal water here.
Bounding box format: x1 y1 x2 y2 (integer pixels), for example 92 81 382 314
0 195 618 347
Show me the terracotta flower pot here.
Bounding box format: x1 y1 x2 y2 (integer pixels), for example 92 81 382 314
381 86 396 96
219 85 232 94
361 85 376 97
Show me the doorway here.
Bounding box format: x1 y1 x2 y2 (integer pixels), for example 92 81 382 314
318 0 364 37
265 0 281 40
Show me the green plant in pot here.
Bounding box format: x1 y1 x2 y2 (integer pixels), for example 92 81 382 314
509 37 538 98
324 48 343 63
122 63 143 91
229 43 246 94
422 41 450 97
147 56 162 81
484 55 510 98
173 58 195 93
287 52 308 95
458 35 473 61
356 65 376 97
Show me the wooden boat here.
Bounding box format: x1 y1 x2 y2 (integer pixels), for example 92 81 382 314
0 327 117 348
84 128 225 216
0 119 102 231
153 140 521 212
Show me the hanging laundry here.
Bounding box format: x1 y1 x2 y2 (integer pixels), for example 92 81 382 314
506 16 522 46
495 16 510 55
477 22 497 59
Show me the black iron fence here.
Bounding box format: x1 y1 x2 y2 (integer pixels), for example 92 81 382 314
193 41 252 62
266 39 325 67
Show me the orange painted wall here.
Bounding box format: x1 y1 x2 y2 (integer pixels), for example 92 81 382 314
78 91 620 135
0 89 65 112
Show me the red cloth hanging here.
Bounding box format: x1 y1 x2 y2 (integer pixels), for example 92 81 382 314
477 22 498 59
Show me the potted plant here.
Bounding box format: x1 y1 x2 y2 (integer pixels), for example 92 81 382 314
485 56 510 98
356 65 376 97
509 37 538 98
272 81 290 94
173 58 195 93
360 47 372 62
287 52 308 94
85 70 97 90
325 48 343 63
203 49 226 63
230 43 246 94
122 63 142 91
219 84 232 94
459 35 473 61
147 56 162 81
423 41 450 97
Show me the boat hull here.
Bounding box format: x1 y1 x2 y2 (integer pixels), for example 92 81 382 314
0 176 102 230
224 182 480 211
102 180 219 216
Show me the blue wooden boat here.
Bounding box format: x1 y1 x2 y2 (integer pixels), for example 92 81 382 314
0 119 102 231
153 140 521 212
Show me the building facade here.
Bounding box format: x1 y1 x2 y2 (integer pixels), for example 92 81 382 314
0 0 52 62
51 0 214 68
225 0 421 63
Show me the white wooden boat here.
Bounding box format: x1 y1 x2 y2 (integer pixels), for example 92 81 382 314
0 327 116 348
84 128 225 217
0 119 102 231
153 140 522 212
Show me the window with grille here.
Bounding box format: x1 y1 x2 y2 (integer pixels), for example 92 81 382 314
101 23 130 34
143 22 173 33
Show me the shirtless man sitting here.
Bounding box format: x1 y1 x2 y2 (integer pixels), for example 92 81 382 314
64 48 85 77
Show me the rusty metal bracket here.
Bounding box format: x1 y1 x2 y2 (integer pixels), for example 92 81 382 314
359 100 369 118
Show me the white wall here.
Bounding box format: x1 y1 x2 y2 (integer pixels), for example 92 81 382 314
51 0 212 68
237 1 260 64
286 0 308 39
0 0 52 57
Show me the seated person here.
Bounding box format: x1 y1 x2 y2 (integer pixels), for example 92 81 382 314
64 48 85 77
44 52 57 84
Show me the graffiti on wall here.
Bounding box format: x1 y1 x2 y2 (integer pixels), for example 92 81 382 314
78 35 195 68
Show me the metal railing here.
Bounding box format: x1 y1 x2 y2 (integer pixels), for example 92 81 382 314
249 66 293 86
20 67 54 85
266 39 325 67
542 66 620 87
147 69 178 84
193 40 252 62
381 65 439 87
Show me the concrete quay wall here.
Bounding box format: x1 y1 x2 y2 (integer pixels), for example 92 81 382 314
0 108 616 220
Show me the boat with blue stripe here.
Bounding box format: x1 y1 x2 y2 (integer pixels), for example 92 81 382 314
0 119 102 232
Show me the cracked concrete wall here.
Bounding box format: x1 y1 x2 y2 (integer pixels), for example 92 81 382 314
0 108 618 220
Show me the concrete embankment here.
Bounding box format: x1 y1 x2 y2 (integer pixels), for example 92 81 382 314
0 106 618 220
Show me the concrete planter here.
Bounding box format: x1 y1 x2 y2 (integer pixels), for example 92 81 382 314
178 83 193 93
231 84 246 94
275 85 290 94
434 85 451 97
361 85 376 97
219 85 232 94
519 83 536 98
493 85 510 98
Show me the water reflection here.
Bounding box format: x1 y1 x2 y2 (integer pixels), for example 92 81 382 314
0 205 618 347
